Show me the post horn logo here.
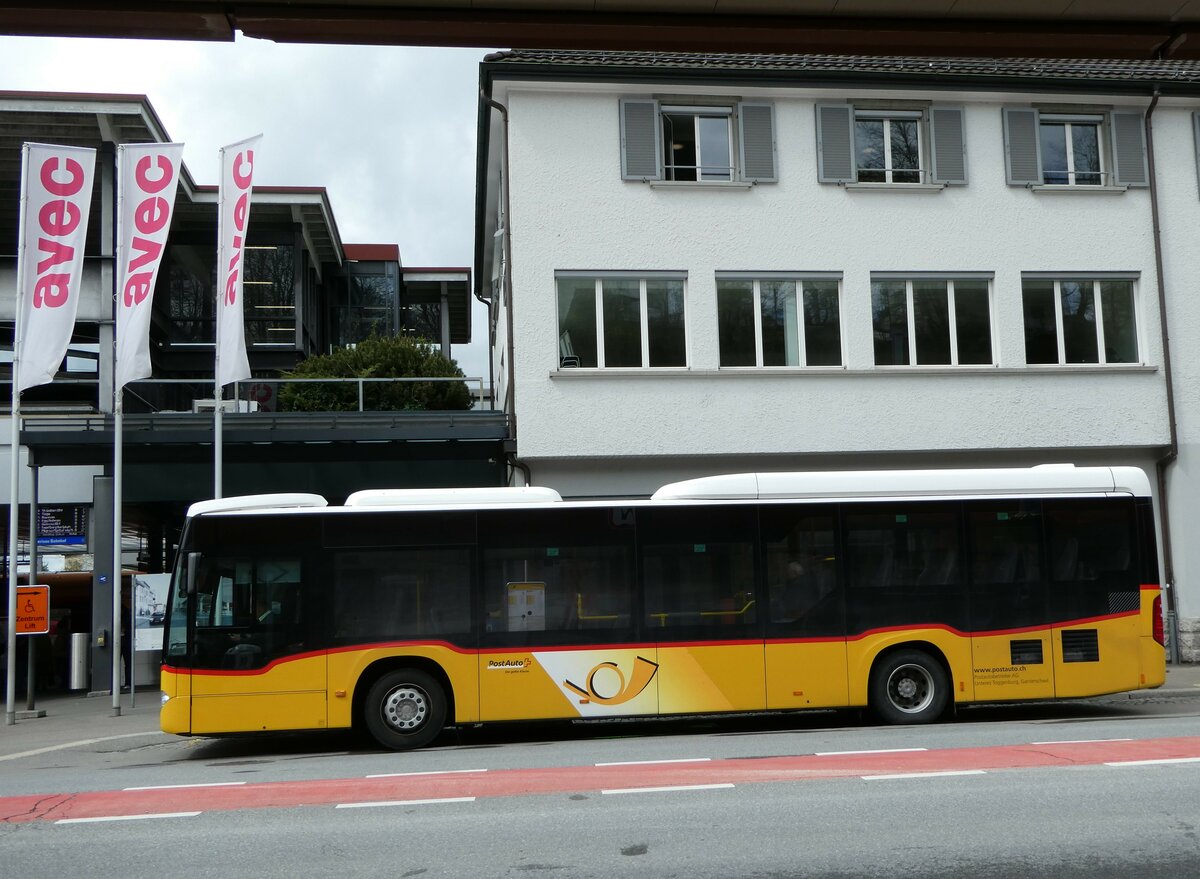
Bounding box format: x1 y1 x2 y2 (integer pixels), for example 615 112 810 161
563 655 659 705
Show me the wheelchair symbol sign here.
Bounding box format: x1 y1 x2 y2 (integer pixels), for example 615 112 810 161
16 585 50 635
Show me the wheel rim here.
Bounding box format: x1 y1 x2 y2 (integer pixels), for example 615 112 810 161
380 684 429 733
885 663 935 714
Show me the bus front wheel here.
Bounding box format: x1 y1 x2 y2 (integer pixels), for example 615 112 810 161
364 668 447 750
868 650 949 725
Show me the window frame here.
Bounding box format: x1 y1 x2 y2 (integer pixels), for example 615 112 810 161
716 274 844 368
854 109 926 185
1020 276 1141 366
556 272 689 370
1003 107 1148 189
870 275 996 367
620 97 777 184
1038 113 1106 187
817 103 966 187
660 104 735 183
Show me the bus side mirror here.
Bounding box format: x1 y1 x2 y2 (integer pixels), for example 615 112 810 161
186 552 201 595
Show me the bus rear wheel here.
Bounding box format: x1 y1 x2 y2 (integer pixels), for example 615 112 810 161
869 650 949 725
364 668 447 750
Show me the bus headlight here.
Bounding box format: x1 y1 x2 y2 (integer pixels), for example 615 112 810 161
161 690 171 706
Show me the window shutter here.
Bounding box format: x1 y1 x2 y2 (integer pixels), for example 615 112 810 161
816 104 855 183
738 102 777 183
1002 107 1041 186
929 106 967 185
620 98 661 181
1110 110 1148 187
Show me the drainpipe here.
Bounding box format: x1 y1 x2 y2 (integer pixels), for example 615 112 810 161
483 89 523 485
1144 87 1182 663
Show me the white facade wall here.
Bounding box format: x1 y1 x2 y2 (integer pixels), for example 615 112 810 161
487 75 1200 658
500 83 1171 471
1153 107 1200 652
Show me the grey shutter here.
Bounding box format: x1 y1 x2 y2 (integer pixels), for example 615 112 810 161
816 104 855 183
1110 110 1148 187
929 106 967 185
1003 107 1041 186
620 98 661 181
738 101 777 183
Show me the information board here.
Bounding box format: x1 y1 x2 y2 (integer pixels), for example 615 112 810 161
36 505 88 549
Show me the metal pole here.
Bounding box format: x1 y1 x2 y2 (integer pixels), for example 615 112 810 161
6 144 29 727
111 396 122 716
25 460 37 711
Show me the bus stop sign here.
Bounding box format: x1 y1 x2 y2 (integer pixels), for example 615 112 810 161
16 585 50 635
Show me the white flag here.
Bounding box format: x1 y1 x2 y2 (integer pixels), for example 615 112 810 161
15 143 96 393
115 142 184 391
216 134 261 389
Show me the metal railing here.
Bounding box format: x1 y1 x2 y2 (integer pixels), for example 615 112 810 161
6 375 491 416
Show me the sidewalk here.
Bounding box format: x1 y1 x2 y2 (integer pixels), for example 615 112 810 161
1 666 1198 760
0 687 166 759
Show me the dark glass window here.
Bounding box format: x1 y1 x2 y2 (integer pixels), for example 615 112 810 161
331 547 472 644
243 245 296 345
480 507 636 647
965 501 1046 632
761 505 841 637
1045 498 1138 623
639 505 758 637
844 504 966 633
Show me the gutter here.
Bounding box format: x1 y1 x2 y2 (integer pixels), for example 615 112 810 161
1145 86 1183 663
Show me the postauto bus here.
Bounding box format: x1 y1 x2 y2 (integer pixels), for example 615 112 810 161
160 464 1165 749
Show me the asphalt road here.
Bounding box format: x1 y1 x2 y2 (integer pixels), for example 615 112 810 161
0 687 1198 877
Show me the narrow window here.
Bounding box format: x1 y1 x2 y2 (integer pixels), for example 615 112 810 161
662 107 733 182
1039 117 1103 186
856 112 923 184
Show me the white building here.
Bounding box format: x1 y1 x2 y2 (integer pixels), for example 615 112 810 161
474 51 1200 660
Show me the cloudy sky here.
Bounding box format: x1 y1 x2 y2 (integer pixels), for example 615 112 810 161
2 34 494 377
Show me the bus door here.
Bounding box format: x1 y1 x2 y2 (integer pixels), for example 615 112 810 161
640 506 767 715
966 502 1054 701
477 507 651 722
1045 500 1142 698
761 506 847 710
188 550 327 734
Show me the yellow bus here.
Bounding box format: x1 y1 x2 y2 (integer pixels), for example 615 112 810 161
160 464 1165 750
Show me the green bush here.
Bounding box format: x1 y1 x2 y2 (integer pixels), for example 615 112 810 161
278 335 473 412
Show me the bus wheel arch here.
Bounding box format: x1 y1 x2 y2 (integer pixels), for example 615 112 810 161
867 644 952 725
356 659 454 750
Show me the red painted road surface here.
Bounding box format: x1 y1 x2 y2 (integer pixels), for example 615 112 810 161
4 736 1199 824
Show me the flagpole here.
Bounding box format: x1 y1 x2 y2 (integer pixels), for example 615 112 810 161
111 144 124 716
112 391 123 715
6 145 30 726
214 145 224 501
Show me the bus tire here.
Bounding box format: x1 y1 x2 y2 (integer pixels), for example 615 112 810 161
868 650 949 725
364 668 447 750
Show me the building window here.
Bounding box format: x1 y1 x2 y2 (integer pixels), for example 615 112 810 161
243 245 296 346
557 274 687 369
816 104 966 186
717 277 842 367
1022 278 1139 365
1003 108 1147 188
871 277 994 367
1039 116 1102 186
855 112 922 184
620 99 777 184
662 106 733 182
